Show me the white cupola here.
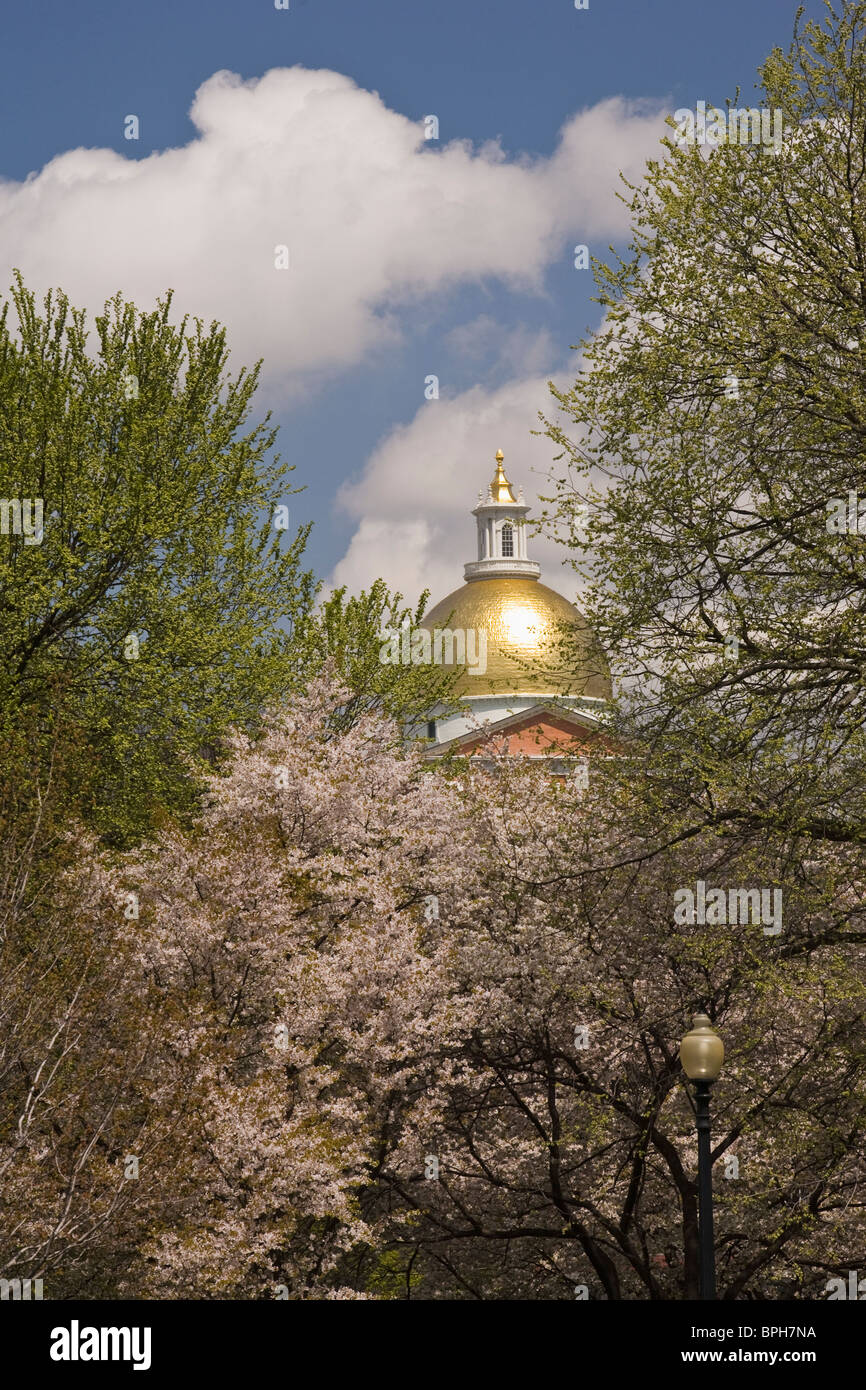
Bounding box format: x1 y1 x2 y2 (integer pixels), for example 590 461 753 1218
463 449 541 582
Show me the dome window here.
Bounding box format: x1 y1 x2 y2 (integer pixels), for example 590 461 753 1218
501 523 514 557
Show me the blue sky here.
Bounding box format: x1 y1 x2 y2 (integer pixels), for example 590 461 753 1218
0 0 822 603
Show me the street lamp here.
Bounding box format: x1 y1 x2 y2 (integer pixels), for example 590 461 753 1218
679 1013 724 1300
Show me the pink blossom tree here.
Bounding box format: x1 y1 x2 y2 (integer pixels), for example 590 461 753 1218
4 681 864 1300
366 750 866 1299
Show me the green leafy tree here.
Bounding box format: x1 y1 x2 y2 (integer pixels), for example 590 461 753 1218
0 274 315 843
291 579 460 733
541 0 866 853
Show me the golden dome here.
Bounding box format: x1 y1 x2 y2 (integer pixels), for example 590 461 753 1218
421 575 612 698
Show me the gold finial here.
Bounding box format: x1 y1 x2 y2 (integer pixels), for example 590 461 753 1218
490 448 516 503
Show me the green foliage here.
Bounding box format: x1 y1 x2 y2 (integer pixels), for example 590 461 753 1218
541 0 866 849
291 578 460 733
362 1247 423 1299
0 274 316 843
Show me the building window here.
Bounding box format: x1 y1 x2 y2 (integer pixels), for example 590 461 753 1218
501 523 514 557
426 719 436 740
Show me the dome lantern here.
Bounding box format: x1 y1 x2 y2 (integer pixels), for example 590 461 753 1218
465 449 541 582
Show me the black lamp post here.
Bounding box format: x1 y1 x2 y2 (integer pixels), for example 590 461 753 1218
679 1013 724 1300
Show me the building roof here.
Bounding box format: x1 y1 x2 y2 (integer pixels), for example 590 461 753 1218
424 702 614 759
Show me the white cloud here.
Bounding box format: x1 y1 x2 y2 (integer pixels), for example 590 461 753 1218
0 67 665 607
446 316 558 377
330 368 590 605
0 70 667 387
